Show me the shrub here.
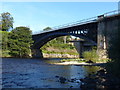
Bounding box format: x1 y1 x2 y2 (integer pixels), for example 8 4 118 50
83 49 99 63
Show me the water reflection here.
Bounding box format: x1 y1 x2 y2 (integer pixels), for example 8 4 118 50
83 66 102 75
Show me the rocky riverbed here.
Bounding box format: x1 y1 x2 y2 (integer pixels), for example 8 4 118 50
80 68 120 89
52 62 106 66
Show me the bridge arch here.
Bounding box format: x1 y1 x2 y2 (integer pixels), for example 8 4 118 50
32 32 97 58
32 32 96 49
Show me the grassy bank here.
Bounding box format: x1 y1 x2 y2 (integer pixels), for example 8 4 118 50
41 38 79 58
60 49 111 63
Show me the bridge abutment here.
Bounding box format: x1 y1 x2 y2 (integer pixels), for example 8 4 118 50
97 14 120 59
32 49 43 58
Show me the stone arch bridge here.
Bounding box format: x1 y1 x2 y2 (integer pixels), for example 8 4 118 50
32 10 120 58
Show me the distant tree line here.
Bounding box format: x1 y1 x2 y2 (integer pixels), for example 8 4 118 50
0 12 33 58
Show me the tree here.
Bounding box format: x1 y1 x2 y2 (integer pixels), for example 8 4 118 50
43 27 52 31
1 12 14 31
1 31 9 50
0 31 10 57
0 16 2 31
9 26 33 57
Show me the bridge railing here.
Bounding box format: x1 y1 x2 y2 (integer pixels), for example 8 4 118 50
52 16 97 30
104 9 120 17
33 9 120 35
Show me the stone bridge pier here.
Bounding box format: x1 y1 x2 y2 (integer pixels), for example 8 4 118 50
97 14 120 59
32 48 43 58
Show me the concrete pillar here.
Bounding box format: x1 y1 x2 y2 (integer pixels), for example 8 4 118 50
73 40 84 58
97 14 120 59
32 49 43 58
77 30 78 34
97 19 106 50
63 36 67 44
97 16 107 59
79 41 84 58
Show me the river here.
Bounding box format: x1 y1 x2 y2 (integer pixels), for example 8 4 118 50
2 58 102 88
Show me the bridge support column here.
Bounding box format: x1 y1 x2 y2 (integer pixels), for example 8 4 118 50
97 17 108 59
32 49 43 58
73 40 84 58
79 41 84 58
97 15 119 59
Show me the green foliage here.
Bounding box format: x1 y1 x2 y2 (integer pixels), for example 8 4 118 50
0 12 34 58
1 50 11 57
0 31 10 57
56 36 64 43
43 26 72 44
83 66 102 75
8 26 33 58
61 58 85 63
43 27 52 31
42 49 78 55
1 12 14 31
41 36 74 50
0 31 9 50
83 49 99 63
50 43 74 49
41 36 78 56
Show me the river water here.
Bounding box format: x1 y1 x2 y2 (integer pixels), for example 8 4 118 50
2 58 102 88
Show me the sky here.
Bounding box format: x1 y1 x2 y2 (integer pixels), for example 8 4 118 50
1 2 119 34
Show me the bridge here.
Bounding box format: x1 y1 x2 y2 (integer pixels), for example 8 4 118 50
32 10 120 58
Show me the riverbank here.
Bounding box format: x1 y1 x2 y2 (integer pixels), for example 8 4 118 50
43 53 79 58
49 61 106 66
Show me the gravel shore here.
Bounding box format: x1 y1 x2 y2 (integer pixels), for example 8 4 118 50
52 61 106 66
